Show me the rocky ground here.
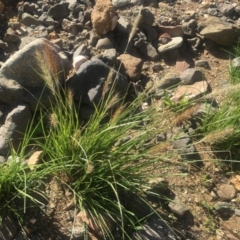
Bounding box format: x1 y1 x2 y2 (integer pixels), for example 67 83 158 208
1 0 240 239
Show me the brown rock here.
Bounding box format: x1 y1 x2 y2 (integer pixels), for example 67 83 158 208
175 59 190 72
217 184 236 200
118 54 143 81
171 80 209 102
48 31 60 40
91 0 118 35
230 175 240 191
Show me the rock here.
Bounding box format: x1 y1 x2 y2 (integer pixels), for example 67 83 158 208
145 0 158 7
38 12 55 26
214 201 234 218
116 16 131 34
138 42 159 61
47 2 69 19
158 37 183 53
140 8 155 26
62 18 78 34
4 28 20 43
71 226 85 239
152 63 164 72
0 105 31 155
91 0 118 35
180 68 203 85
195 60 210 69
231 57 240 68
147 177 169 194
217 184 237 201
103 48 117 65
234 209 240 217
73 44 91 59
68 2 82 13
0 39 66 110
168 198 188 217
133 219 176 240
200 22 236 47
182 19 197 37
72 55 88 71
66 59 128 107
96 37 114 50
118 54 143 81
0 214 17 240
21 12 42 26
230 175 240 191
218 3 235 17
141 24 159 42
175 59 190 72
171 81 209 102
154 73 181 89
112 0 131 8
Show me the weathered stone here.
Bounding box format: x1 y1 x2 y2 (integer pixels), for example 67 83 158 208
158 37 183 53
180 68 203 85
112 0 131 8
171 81 209 102
91 0 118 35
21 12 42 26
103 48 117 65
4 28 20 43
38 12 55 26
133 219 176 240
118 54 143 81
168 198 188 217
116 16 131 34
200 21 236 47
138 42 159 61
217 184 236 201
175 59 190 72
0 105 31 155
66 59 128 107
195 60 210 69
47 2 69 19
73 44 91 59
62 18 78 34
72 55 88 71
0 39 66 110
154 73 181 89
218 3 235 17
96 37 114 50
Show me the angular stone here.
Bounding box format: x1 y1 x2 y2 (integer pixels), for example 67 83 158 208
169 198 188 217
27 150 43 170
138 42 159 61
91 0 118 35
180 68 203 85
182 19 197 37
66 59 128 106
171 81 209 102
195 60 210 69
158 37 183 53
96 37 114 50
116 16 131 34
118 54 143 81
21 12 42 26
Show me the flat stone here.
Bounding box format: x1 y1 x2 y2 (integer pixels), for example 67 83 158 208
171 80 209 102
195 60 210 69
158 37 183 53
175 59 190 72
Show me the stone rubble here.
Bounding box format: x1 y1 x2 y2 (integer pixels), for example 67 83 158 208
1 0 240 238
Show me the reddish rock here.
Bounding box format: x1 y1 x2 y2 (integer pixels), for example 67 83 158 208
171 80 209 102
118 54 143 81
91 0 118 35
175 59 190 72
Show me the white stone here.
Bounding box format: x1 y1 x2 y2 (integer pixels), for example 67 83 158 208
158 37 183 53
72 55 88 71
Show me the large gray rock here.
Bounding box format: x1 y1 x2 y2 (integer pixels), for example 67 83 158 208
66 59 128 106
0 105 31 155
0 38 67 110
